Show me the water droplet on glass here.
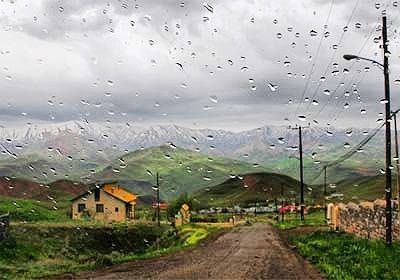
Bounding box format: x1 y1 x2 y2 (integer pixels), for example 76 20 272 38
203 3 214 13
268 83 278 92
209 95 218 103
283 61 291 67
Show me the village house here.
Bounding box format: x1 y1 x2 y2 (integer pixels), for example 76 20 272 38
71 182 137 222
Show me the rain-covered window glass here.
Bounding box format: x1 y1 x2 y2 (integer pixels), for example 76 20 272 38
1 1 400 279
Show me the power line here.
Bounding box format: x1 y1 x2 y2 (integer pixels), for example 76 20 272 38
294 0 335 117
309 108 400 184
299 0 361 116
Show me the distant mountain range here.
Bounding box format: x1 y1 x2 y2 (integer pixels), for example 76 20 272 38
0 121 387 185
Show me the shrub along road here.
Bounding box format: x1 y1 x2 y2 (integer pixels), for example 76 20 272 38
63 223 325 280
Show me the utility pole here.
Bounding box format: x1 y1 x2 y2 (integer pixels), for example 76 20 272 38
383 16 392 245
299 126 305 221
393 112 400 202
290 125 307 221
343 16 394 244
324 166 327 220
156 172 160 227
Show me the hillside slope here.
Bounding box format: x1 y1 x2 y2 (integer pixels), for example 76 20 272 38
194 172 308 207
94 145 268 200
0 177 87 201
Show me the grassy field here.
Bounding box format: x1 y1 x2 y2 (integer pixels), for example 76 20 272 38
290 230 400 280
0 222 222 279
0 196 70 222
272 210 326 230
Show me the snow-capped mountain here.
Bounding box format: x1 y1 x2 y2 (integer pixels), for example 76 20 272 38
0 121 384 164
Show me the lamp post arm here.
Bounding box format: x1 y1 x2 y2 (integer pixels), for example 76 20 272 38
356 56 384 69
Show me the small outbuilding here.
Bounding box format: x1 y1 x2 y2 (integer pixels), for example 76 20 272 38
71 182 137 222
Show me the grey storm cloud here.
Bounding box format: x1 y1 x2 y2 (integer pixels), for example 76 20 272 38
0 0 399 131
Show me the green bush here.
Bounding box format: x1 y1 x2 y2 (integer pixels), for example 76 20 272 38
0 222 219 279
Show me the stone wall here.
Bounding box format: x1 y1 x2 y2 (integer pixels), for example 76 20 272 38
328 199 400 240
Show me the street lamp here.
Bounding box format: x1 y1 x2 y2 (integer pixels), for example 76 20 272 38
343 54 384 68
342 16 392 245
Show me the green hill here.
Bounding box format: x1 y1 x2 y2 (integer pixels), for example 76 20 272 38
93 145 268 200
328 175 391 202
0 154 102 183
194 172 310 207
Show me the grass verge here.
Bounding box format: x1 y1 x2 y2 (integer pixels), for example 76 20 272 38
272 210 326 230
290 230 400 280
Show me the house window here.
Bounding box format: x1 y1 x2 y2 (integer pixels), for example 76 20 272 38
94 188 100 201
78 203 86 213
96 204 104 213
115 207 119 212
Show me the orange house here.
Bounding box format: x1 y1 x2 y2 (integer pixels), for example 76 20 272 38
71 182 137 222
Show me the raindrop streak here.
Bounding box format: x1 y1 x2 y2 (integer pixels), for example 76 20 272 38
268 83 278 92
209 95 218 103
203 3 214 13
176 63 184 71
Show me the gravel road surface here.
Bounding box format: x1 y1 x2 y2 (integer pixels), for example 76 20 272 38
58 223 325 280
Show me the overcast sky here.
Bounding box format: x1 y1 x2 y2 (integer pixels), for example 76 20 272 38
1 0 400 132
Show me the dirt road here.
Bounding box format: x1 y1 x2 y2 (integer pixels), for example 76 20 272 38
60 223 324 280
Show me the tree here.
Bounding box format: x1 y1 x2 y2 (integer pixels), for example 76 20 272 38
166 192 197 218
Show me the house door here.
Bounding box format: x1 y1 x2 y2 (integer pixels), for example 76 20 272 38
126 203 133 219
